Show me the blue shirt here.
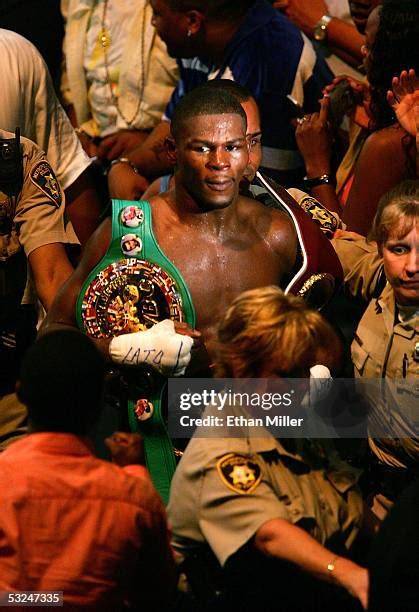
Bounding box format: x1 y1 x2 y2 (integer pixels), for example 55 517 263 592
164 0 333 185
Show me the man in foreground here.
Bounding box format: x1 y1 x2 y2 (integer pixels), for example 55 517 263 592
0 329 174 609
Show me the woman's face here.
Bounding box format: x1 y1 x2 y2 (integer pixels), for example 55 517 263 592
382 224 419 306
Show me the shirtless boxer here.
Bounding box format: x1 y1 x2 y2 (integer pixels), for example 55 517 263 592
43 87 297 365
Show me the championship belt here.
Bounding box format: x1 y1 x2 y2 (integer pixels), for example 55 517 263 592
76 200 195 503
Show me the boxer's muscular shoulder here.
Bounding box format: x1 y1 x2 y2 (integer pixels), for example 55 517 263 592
238 196 297 264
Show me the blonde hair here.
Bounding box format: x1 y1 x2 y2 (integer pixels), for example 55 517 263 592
369 180 419 248
215 286 339 378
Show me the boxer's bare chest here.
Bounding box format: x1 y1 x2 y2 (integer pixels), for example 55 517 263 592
151 208 285 354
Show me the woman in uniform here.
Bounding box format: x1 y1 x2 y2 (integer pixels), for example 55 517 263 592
333 180 419 522
168 287 367 611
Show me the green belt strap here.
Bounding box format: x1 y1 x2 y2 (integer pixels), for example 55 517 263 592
76 199 195 504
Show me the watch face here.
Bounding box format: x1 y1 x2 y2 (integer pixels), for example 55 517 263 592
80 258 184 338
314 24 327 41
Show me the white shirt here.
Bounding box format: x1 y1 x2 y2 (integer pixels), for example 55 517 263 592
84 0 138 136
61 0 179 136
326 0 353 23
0 28 91 190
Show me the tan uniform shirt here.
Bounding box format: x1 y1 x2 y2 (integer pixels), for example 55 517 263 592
332 235 419 468
0 131 78 448
0 129 78 263
168 432 362 567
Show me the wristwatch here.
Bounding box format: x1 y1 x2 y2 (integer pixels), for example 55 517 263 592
303 174 336 188
313 14 332 42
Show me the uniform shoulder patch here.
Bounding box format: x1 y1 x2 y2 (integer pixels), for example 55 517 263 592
216 453 262 494
296 194 339 237
30 160 62 207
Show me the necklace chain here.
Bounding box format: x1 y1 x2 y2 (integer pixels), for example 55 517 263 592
100 0 146 127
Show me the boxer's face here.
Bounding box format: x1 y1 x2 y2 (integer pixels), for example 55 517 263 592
175 112 248 210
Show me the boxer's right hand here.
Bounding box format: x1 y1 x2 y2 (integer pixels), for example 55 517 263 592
109 319 193 376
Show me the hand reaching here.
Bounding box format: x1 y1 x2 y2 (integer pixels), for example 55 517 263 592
295 96 333 175
323 75 372 128
387 69 419 137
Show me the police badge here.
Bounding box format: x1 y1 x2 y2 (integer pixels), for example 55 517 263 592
30 160 61 206
217 453 263 494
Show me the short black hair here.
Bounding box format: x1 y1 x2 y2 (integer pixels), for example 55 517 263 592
17 330 105 435
203 79 253 103
165 0 255 22
171 86 247 142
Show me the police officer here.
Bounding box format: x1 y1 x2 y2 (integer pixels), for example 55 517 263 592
332 180 419 520
0 129 77 448
168 287 367 611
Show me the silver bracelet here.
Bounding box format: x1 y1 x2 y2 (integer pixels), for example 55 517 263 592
327 555 340 575
109 157 140 174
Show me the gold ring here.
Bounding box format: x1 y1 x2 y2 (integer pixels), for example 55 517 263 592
297 115 309 125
